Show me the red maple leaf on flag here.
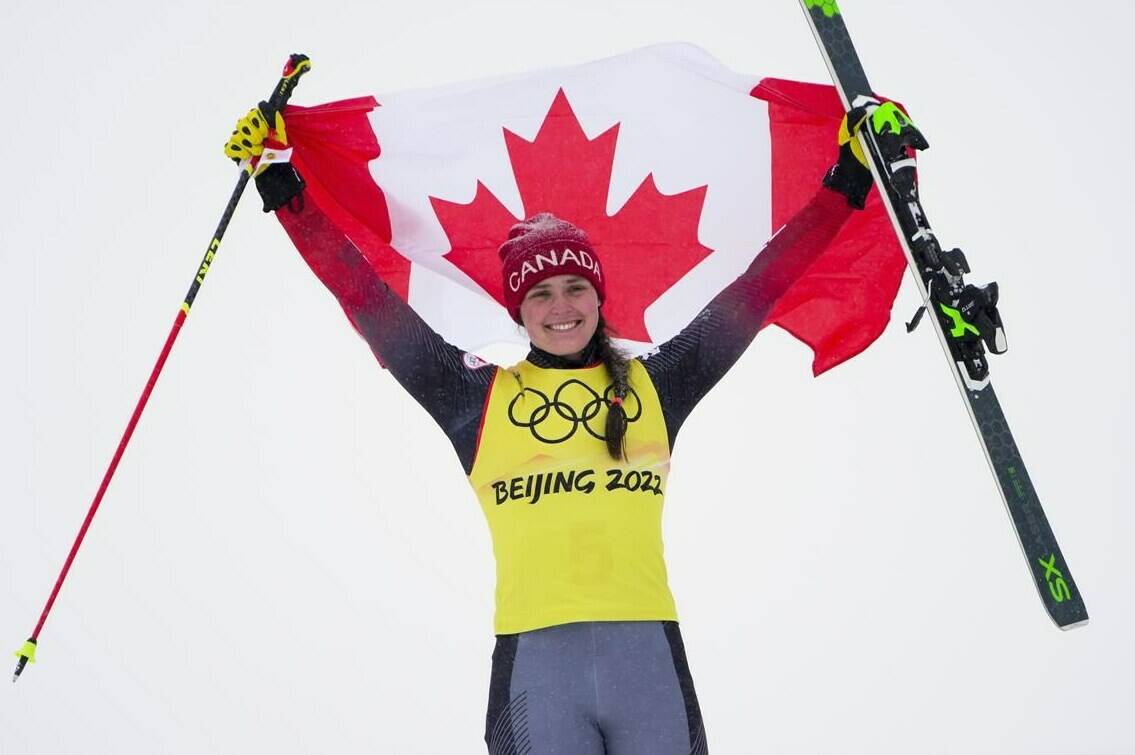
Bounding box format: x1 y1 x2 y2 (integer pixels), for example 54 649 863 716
431 90 713 342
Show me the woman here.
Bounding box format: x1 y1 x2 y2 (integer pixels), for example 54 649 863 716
225 99 883 754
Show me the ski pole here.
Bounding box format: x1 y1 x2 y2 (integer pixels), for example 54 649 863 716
12 53 312 683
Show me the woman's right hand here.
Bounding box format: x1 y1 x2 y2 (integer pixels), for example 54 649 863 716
222 104 304 211
224 105 289 171
225 107 269 162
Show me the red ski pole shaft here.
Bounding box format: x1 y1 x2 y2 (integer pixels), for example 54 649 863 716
13 54 311 683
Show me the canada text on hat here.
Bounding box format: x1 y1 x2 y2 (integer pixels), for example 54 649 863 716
507 247 603 293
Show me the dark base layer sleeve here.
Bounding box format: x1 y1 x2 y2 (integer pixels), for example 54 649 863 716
642 187 854 450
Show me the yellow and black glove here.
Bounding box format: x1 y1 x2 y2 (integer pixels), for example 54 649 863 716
223 102 305 212
225 106 276 165
824 97 925 209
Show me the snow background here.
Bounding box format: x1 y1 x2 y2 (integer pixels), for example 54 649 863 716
2 0 1130 753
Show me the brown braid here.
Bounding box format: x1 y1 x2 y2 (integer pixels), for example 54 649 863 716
594 315 630 461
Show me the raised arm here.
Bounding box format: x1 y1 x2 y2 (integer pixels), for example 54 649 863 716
642 184 855 448
226 106 494 473
641 104 905 448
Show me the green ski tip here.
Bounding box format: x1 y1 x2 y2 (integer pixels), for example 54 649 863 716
805 0 841 17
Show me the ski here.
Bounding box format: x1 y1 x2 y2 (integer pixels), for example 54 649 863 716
798 0 1088 629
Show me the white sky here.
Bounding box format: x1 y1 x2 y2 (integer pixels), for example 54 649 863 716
2 1 1131 753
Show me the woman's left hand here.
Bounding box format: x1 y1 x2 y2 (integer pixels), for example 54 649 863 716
824 97 925 208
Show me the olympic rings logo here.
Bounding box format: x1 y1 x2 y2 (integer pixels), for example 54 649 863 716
506 379 642 444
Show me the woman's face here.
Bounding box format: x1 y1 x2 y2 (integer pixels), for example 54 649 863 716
519 274 600 358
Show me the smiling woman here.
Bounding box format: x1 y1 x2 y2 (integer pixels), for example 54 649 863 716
224 87 881 752
519 275 600 358
501 213 633 462
501 213 605 360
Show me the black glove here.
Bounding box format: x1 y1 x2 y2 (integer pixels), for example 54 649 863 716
255 163 305 213
823 140 874 209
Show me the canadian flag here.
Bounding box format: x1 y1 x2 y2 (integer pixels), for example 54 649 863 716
280 43 905 374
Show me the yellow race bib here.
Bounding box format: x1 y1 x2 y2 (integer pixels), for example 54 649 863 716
469 359 677 634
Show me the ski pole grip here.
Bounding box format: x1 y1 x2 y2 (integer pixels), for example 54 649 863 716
262 54 311 121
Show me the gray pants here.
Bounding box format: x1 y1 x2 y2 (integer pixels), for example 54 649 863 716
485 621 708 754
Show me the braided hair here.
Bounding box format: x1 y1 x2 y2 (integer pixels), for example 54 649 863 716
593 315 631 461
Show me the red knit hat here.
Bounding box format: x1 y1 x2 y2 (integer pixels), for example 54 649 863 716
499 213 606 323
